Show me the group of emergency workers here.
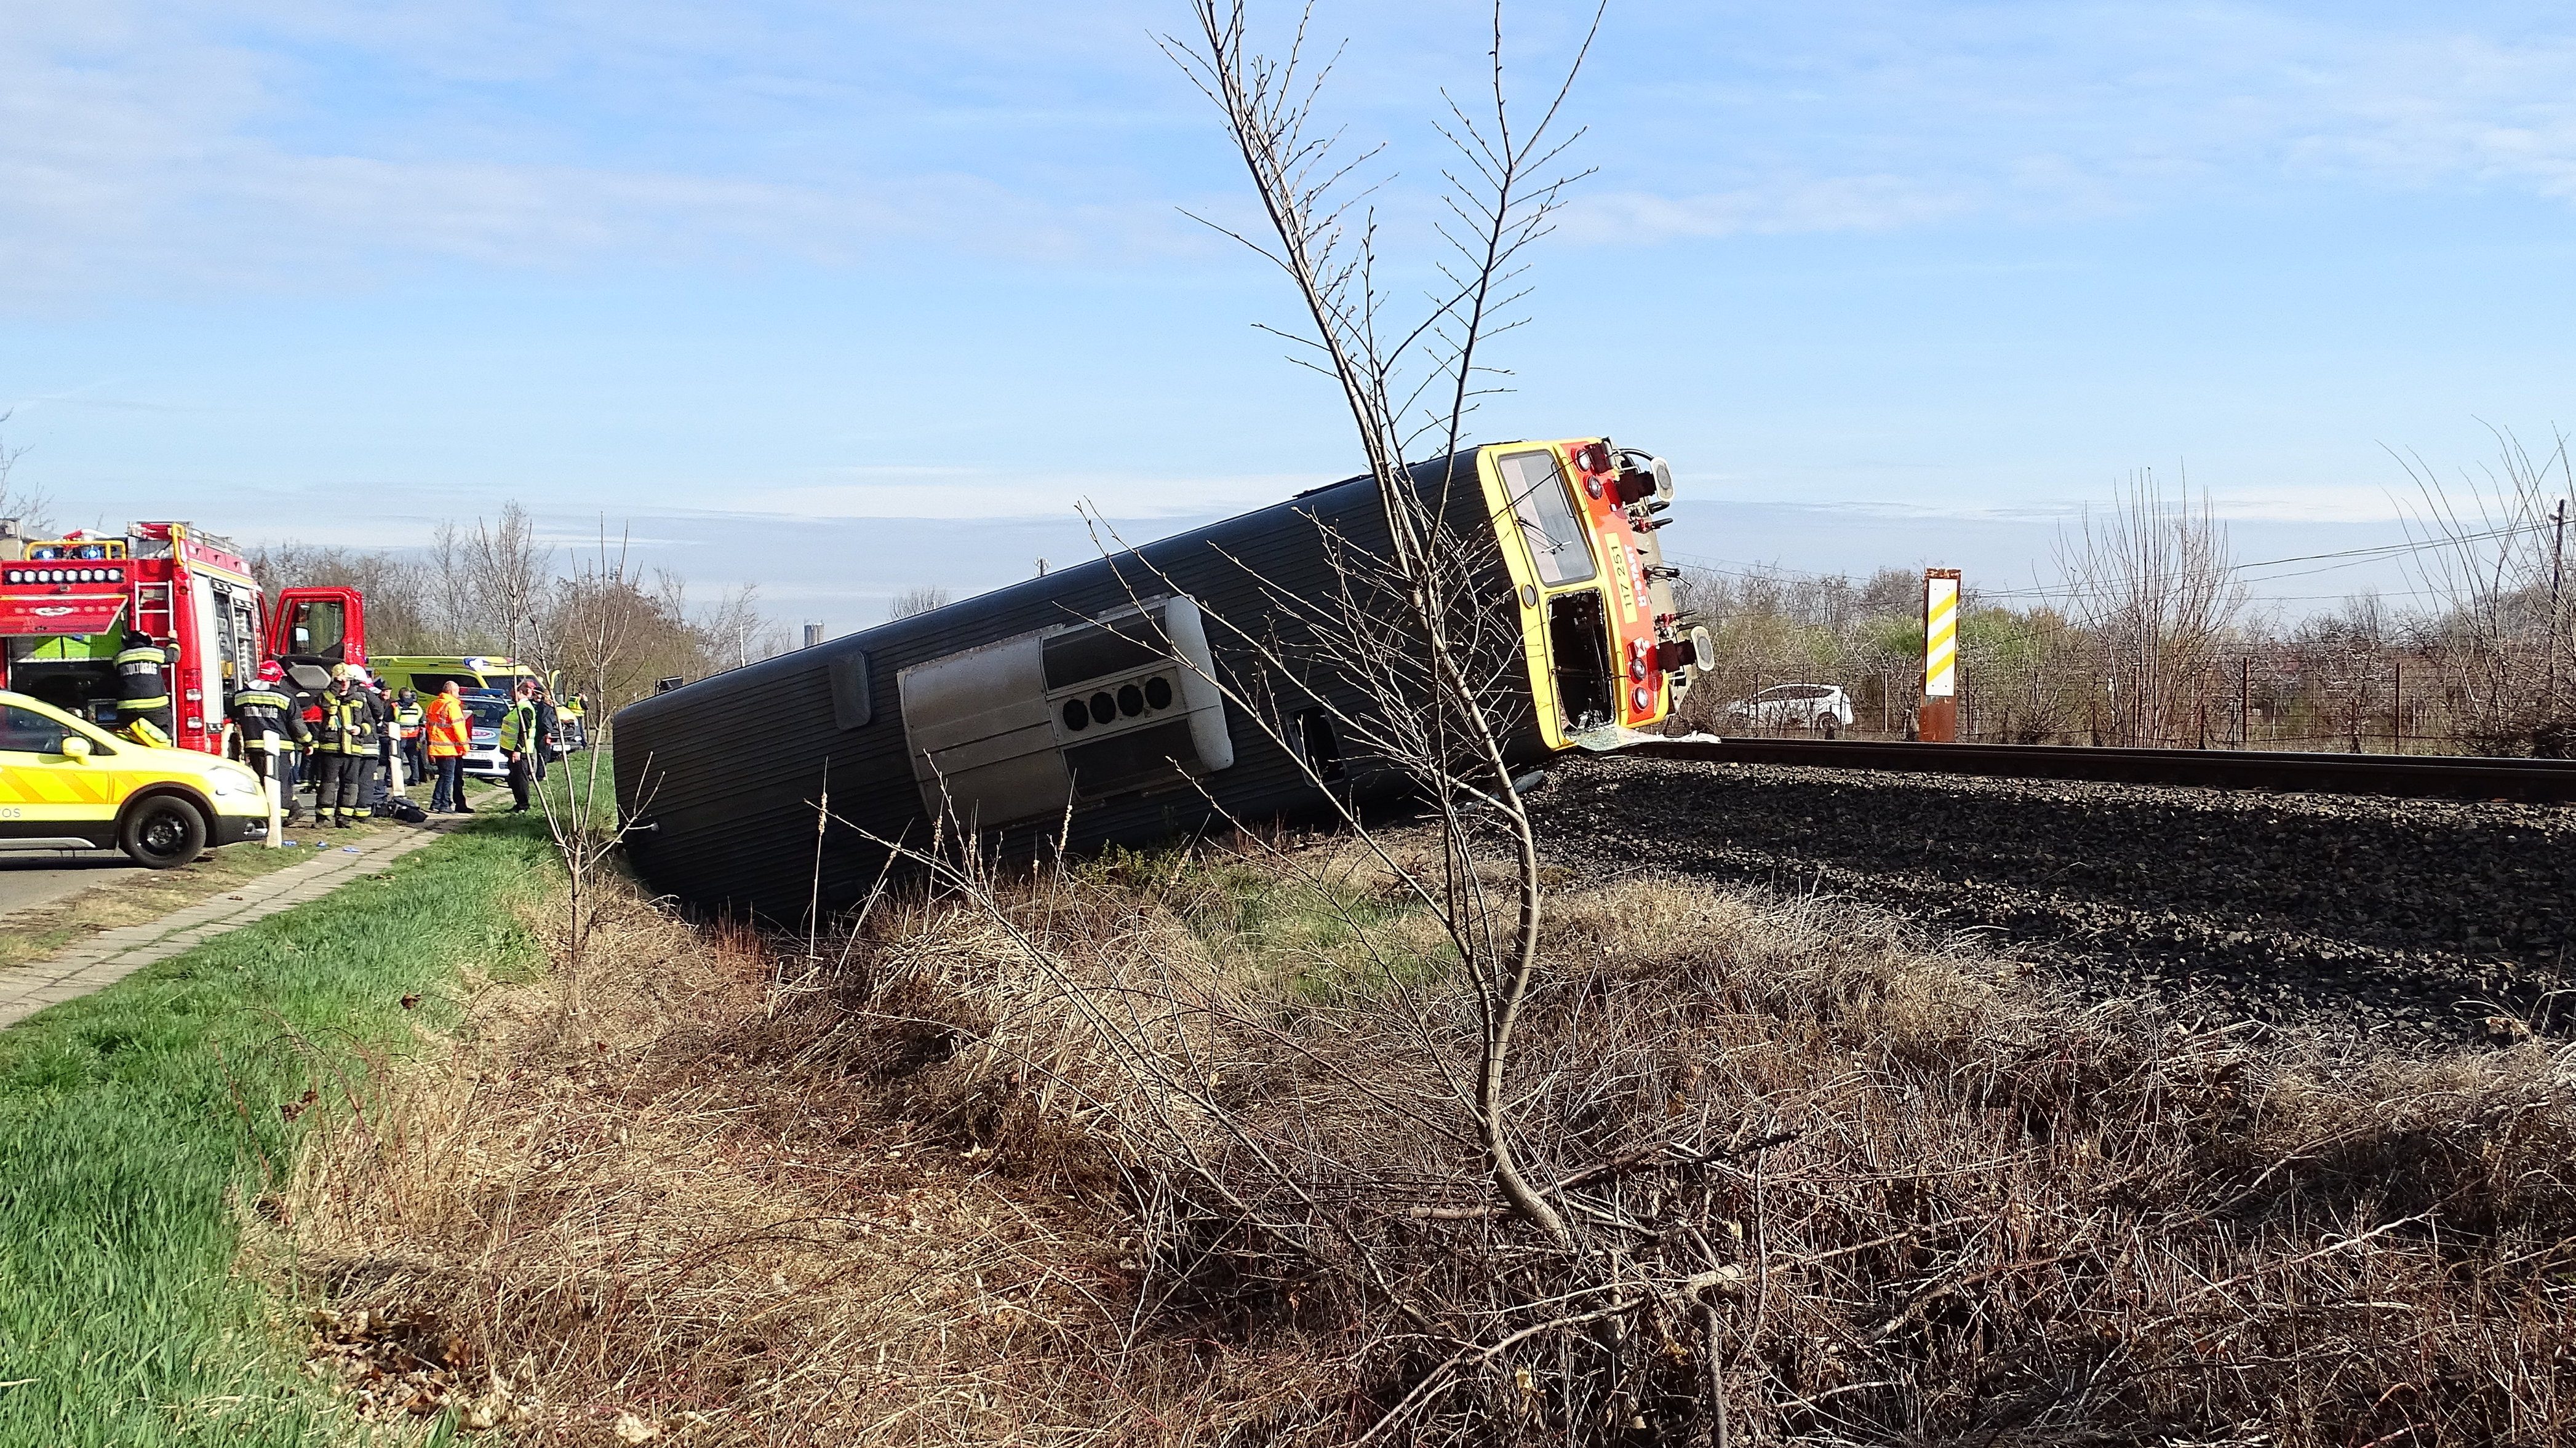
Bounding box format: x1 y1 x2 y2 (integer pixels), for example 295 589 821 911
223 662 446 826
108 624 560 824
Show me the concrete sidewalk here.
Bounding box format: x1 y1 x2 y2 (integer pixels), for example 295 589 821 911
0 812 492 1030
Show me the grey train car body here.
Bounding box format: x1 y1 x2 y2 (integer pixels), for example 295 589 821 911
612 439 1691 921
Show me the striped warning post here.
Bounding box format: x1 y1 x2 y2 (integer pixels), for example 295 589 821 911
1924 570 1959 698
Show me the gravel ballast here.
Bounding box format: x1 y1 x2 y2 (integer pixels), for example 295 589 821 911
1530 753 2576 1050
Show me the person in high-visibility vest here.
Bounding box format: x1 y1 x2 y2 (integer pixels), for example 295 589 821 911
496 681 538 813
394 688 427 786
114 629 176 747
422 680 473 814
312 665 377 827
229 661 310 803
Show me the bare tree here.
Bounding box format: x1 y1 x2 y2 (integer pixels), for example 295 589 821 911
424 520 481 653
464 502 552 662
532 523 664 1037
824 11 1629 1434
2391 424 2575 754
699 581 780 672
244 541 437 654
0 416 52 534
886 584 952 621
2054 469 2246 746
2294 592 2390 752
1165 0 1606 1254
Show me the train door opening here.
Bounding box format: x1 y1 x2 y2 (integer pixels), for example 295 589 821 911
1546 590 1614 732
1295 706 1344 782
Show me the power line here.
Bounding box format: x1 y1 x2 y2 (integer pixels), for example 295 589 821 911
1670 518 2560 605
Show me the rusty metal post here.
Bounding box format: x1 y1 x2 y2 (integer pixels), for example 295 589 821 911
1920 568 1960 743
2393 657 2403 754
2239 656 2251 748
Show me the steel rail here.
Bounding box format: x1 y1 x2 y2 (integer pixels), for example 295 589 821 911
1616 736 2576 803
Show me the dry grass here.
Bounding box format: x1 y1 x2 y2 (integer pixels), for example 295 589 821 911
273 862 1343 1445
276 833 2576 1446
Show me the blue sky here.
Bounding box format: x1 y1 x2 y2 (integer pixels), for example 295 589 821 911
6 1 2575 626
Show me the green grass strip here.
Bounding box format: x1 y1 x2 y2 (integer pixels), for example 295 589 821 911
0 811 559 1447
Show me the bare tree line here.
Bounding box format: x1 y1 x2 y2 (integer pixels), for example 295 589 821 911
247 501 784 715
1671 438 2575 756
885 584 951 621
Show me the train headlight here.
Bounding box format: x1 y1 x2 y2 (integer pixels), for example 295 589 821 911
1633 685 1653 712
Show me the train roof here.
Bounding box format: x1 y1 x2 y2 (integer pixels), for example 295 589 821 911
613 446 1502 734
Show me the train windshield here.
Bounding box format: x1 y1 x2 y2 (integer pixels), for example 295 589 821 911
1498 449 1596 586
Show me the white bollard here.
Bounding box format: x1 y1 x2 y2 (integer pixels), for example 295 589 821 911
261 730 284 847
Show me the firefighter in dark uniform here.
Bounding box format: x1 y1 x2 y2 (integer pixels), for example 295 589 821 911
114 629 177 747
356 672 394 809
286 672 321 816
313 665 376 827
230 661 309 796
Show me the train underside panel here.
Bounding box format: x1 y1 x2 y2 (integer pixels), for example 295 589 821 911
615 453 1555 923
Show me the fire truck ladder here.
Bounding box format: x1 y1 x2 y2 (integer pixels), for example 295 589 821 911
134 580 175 640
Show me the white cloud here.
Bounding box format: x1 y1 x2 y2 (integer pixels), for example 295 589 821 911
1569 175 1975 242
1575 5 2576 244
2196 483 2414 524
0 1 1208 297
742 467 1333 521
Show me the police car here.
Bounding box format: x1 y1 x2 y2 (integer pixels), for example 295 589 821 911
0 689 271 867
457 689 514 781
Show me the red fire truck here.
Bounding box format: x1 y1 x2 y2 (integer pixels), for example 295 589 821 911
0 519 368 756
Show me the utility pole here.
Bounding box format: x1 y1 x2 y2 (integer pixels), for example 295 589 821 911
2392 657 2403 755
2551 498 2567 712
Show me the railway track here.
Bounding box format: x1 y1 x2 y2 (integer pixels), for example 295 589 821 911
1617 736 2576 803
1532 750 2574 1054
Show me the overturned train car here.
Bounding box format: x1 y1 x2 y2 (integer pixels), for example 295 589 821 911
612 437 1707 920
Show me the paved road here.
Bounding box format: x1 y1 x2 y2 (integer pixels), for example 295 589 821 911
0 781 511 925
0 853 144 920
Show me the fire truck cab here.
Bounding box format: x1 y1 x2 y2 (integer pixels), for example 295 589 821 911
0 518 366 755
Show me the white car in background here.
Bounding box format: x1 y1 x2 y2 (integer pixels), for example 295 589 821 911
1725 683 1855 737
457 690 513 781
